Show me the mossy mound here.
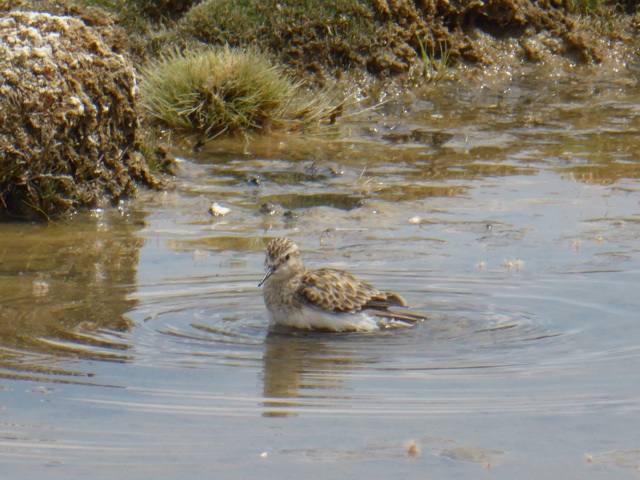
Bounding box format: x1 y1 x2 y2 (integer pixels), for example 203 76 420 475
0 11 160 220
178 0 638 82
178 0 410 79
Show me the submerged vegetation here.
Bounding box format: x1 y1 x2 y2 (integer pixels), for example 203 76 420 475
140 47 336 141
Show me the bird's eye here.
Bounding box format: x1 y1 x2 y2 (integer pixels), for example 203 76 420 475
285 254 290 261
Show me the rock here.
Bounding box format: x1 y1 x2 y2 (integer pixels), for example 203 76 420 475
259 202 278 215
0 11 159 220
209 202 231 217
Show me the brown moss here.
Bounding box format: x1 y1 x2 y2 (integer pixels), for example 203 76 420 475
374 0 606 66
0 0 134 54
175 0 637 84
0 11 162 220
178 0 413 82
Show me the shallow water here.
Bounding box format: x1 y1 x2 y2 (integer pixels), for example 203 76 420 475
1 73 640 478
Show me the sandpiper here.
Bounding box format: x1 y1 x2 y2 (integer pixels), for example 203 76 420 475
258 237 426 332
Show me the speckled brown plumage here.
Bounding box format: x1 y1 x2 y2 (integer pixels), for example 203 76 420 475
258 237 426 332
298 268 406 313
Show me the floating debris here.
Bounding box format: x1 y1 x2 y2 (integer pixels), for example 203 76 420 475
502 259 524 271
404 440 421 457
571 239 581 252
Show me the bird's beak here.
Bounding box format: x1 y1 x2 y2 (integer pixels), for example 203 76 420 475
258 266 276 287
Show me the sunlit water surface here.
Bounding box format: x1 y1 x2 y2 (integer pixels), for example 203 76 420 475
1 75 640 479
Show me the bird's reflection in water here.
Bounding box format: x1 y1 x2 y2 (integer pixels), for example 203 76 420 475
261 330 365 417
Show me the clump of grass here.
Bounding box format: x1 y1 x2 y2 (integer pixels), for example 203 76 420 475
140 46 336 142
417 38 453 84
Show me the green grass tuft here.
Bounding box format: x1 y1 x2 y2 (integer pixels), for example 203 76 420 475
139 46 336 141
417 38 453 84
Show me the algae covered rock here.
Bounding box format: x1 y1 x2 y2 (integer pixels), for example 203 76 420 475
0 11 159 220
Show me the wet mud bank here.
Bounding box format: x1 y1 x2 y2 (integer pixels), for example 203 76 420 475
180 0 640 83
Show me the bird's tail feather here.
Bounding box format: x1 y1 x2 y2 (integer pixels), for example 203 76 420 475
373 309 428 328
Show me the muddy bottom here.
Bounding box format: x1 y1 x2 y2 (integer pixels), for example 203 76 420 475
1 73 639 479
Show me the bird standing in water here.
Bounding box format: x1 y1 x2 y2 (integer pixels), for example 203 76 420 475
259 238 426 332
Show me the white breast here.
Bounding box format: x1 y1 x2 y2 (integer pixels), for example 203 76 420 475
269 307 380 332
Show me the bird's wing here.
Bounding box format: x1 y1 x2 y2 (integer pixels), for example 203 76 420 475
297 268 406 313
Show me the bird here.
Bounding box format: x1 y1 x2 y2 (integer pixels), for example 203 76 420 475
258 237 426 332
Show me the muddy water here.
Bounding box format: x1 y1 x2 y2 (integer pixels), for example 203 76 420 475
1 73 640 478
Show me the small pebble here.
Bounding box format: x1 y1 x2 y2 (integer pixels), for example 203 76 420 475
209 202 231 217
33 277 50 296
259 202 278 215
246 175 261 187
